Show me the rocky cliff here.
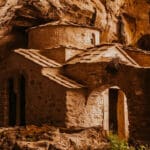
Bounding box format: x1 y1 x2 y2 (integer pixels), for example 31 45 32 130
0 0 149 47
0 125 109 150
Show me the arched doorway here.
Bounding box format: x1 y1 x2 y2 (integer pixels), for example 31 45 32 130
103 87 129 139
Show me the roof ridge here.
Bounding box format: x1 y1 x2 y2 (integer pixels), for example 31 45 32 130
46 73 76 87
28 50 61 67
115 46 140 67
15 49 61 68
65 44 141 67
65 44 116 63
42 69 84 89
19 50 54 67
15 50 48 67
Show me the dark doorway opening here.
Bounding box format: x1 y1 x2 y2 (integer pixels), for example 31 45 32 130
137 34 150 51
109 88 118 134
19 75 26 126
8 78 17 126
108 87 129 139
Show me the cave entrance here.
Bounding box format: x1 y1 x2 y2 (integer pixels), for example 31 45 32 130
137 34 150 51
103 87 129 139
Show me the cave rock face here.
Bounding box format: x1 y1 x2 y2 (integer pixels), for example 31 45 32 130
0 0 149 47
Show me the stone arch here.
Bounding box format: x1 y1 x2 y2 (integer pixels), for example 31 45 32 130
137 34 150 51
85 86 108 127
108 86 129 139
86 85 129 139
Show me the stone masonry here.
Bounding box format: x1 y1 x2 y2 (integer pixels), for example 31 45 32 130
0 21 149 144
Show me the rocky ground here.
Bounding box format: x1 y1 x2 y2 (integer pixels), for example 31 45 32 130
0 1 149 149
0 125 109 150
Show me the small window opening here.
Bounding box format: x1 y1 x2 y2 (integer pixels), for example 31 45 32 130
19 75 26 126
8 78 16 126
91 33 96 46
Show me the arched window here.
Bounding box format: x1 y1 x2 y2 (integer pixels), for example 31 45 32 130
8 74 26 126
86 86 129 139
137 34 150 51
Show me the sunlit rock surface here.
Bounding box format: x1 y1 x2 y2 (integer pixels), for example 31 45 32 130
0 125 108 150
0 0 149 45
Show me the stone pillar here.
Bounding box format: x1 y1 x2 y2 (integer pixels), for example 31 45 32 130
103 89 109 131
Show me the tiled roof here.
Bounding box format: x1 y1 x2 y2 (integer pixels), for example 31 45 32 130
66 43 140 67
42 69 84 89
122 46 150 54
122 46 150 67
15 49 61 68
14 49 84 89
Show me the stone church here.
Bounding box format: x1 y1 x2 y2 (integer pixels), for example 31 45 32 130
0 21 150 142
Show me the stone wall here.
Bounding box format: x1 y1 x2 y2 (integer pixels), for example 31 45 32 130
64 62 150 142
0 54 67 127
0 83 9 126
39 47 83 64
28 25 100 50
66 88 108 128
65 89 86 128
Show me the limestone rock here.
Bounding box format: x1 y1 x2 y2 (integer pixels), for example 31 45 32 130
0 0 149 45
0 125 109 150
122 0 150 46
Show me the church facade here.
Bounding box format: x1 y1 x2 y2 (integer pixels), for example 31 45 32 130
0 21 150 143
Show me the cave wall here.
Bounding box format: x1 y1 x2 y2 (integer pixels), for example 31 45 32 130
0 0 149 48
